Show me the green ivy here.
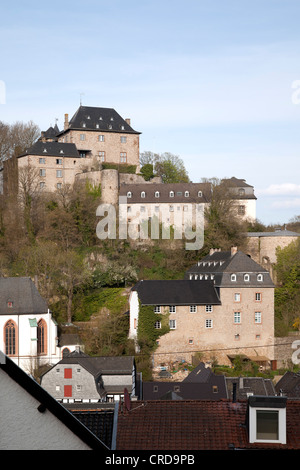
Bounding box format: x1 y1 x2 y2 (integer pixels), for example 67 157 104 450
137 303 170 351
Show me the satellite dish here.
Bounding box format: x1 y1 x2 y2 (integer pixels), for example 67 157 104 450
124 387 131 411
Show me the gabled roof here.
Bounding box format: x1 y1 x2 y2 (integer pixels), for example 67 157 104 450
59 106 141 135
275 371 300 398
143 378 227 401
119 182 211 203
132 280 221 306
185 250 274 288
116 398 300 450
0 277 48 315
226 376 276 400
18 141 79 158
46 351 135 377
0 353 108 450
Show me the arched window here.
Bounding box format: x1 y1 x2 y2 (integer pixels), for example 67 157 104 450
62 347 71 358
141 191 146 198
169 191 174 197
4 320 17 356
127 191 132 198
37 319 47 355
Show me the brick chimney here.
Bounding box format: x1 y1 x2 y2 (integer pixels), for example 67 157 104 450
125 118 131 126
64 113 69 131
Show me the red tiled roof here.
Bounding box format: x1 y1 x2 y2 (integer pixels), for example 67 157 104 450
116 399 300 450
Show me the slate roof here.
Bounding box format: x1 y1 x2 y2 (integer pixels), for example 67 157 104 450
119 182 211 203
185 250 274 288
0 277 48 315
53 351 135 377
275 371 300 398
132 280 221 306
40 124 60 141
18 141 79 158
116 398 300 450
226 377 276 400
143 379 227 401
59 106 140 135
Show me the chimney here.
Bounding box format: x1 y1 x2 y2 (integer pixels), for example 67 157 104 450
232 382 237 402
64 113 69 131
231 246 238 256
125 118 131 126
209 248 215 255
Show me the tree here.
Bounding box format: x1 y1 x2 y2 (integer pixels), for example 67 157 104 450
0 120 40 162
203 178 247 251
139 151 189 183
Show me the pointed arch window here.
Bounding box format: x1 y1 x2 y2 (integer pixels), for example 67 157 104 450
37 319 47 355
4 320 17 356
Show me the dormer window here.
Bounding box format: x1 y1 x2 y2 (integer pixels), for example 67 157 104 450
257 274 263 282
141 191 145 198
185 191 189 197
108 124 113 129
43 148 47 153
127 191 132 198
7 301 13 308
231 274 237 282
244 274 250 282
59 149 64 154
82 122 86 127
198 191 202 197
155 191 160 198
248 396 287 444
169 191 174 197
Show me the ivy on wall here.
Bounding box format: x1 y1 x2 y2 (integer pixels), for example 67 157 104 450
137 302 170 351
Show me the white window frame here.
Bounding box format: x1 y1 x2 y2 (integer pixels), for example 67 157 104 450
190 305 197 313
244 274 250 282
155 191 160 198
234 293 241 302
205 305 213 313
169 306 176 313
56 170 62 178
255 312 262 324
98 135 105 142
169 319 176 329
255 292 262 301
141 191 145 198
154 306 161 313
154 321 161 329
205 319 213 328
249 406 286 444
234 312 241 324
231 274 237 282
127 191 132 198
169 191 174 197
257 274 263 282
80 134 85 141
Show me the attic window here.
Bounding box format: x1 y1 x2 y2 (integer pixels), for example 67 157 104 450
185 191 189 197
43 148 47 153
7 301 13 308
257 274 263 282
82 123 86 127
248 396 287 444
244 274 250 282
198 191 202 197
169 191 174 197
141 191 145 198
127 191 132 198
108 124 113 129
231 274 237 282
155 191 160 198
60 150 64 154
110 117 114 121
99 116 103 120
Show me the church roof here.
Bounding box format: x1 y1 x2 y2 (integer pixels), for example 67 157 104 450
0 277 48 315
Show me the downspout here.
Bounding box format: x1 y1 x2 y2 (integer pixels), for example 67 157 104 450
111 401 119 450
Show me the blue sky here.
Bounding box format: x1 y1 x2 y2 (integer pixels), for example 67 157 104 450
1 0 300 225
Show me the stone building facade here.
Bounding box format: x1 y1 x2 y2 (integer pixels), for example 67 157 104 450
129 248 275 368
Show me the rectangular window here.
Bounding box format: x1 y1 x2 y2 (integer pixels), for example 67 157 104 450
205 319 213 328
255 293 262 301
56 170 62 178
169 319 176 329
190 305 197 313
40 182 45 189
80 134 85 141
121 136 127 143
64 368 72 379
57 183 62 189
234 312 241 323
120 152 127 163
256 410 279 440
64 385 72 397
205 305 213 312
169 306 176 313
154 321 161 329
56 158 62 165
255 312 262 323
98 135 105 142
154 306 161 313
234 293 241 302
39 158 46 164
40 169 46 177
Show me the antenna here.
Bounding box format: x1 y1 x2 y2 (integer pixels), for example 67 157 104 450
80 92 84 106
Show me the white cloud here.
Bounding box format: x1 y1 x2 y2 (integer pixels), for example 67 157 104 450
256 183 300 197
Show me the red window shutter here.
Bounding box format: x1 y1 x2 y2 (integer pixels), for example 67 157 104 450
64 368 72 379
64 385 72 397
